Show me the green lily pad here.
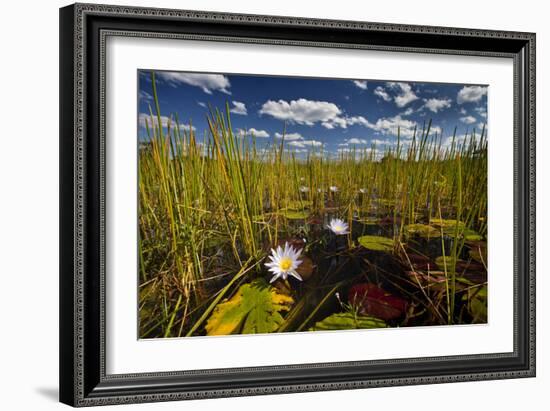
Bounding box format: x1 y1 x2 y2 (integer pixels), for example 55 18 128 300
354 216 379 225
285 200 313 210
205 279 294 335
469 247 487 264
430 218 465 229
461 285 487 323
282 210 310 220
358 235 394 252
463 229 483 241
309 312 387 331
405 224 441 238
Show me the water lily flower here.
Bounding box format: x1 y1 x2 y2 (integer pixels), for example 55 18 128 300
299 186 309 193
265 242 304 283
330 186 339 192
326 218 350 235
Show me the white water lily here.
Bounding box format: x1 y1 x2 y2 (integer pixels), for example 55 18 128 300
329 186 339 192
265 242 304 283
299 186 309 193
326 218 350 235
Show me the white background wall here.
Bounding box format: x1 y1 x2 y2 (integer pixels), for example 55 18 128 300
0 0 545 409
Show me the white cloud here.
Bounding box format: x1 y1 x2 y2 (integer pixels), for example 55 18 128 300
353 80 368 90
274 132 303 141
139 90 153 102
138 113 196 131
230 101 247 115
197 101 207 108
460 115 477 124
259 98 341 126
366 115 418 138
475 106 488 118
371 138 393 146
288 139 323 148
460 108 467 115
457 86 487 104
374 86 391 102
322 115 370 129
387 82 419 107
424 97 452 113
259 98 371 130
346 138 368 145
401 107 414 116
236 127 269 138
157 72 231 94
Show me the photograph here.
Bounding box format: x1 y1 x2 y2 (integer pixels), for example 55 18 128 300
137 70 489 338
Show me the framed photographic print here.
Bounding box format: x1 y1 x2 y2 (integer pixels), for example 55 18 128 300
59 3 536 407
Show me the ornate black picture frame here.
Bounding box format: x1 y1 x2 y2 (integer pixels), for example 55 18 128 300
59 3 535 407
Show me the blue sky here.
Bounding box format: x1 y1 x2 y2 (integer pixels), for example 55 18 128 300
138 70 487 156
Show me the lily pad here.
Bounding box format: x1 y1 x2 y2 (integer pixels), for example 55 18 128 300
462 285 487 323
358 235 394 252
405 224 441 238
205 279 294 335
353 216 379 225
468 246 487 264
309 312 387 331
430 218 465 230
282 210 311 220
349 283 408 321
285 200 313 210
463 229 483 242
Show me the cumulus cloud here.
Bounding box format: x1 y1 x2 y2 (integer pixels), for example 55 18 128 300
374 86 392 102
365 114 418 138
322 115 370 129
460 115 477 124
370 138 393 146
475 106 488 118
424 97 452 113
387 82 419 107
288 139 323 148
353 80 368 90
139 90 153 102
156 72 231 94
401 107 414 116
274 132 304 141
138 113 196 131
236 127 269 138
346 138 368 145
229 101 247 115
259 98 371 130
457 86 487 104
259 98 341 126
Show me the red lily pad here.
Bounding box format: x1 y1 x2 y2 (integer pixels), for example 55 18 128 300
348 283 408 321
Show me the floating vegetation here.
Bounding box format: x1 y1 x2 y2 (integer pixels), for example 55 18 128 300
309 312 387 331
358 235 394 252
405 224 441 238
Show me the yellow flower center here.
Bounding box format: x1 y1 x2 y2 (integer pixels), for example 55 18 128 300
279 257 293 271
